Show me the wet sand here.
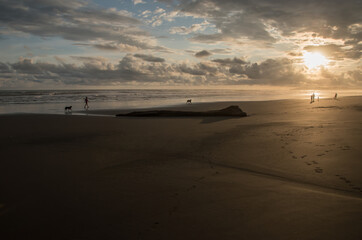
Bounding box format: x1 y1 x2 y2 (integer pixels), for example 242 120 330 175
1 96 362 239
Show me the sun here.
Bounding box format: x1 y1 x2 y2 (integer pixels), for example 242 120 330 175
303 52 328 69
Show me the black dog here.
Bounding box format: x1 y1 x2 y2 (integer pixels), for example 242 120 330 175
65 106 72 112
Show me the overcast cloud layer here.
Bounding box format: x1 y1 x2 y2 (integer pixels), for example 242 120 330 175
0 0 360 89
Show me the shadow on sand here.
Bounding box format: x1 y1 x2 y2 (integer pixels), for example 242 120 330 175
200 117 237 124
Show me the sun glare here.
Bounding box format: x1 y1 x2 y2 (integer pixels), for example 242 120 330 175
303 52 328 69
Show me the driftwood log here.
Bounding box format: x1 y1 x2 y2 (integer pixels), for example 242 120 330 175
116 105 247 117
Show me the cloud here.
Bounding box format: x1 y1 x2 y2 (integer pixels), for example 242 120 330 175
74 42 144 52
3 56 151 86
191 33 232 44
237 58 306 85
319 68 362 87
170 21 209 35
210 48 232 54
154 7 166 14
288 52 303 57
0 0 160 51
146 9 180 27
175 0 362 46
133 0 145 5
70 56 114 70
0 62 11 73
141 10 151 18
1 55 360 89
195 50 212 58
212 57 247 65
177 64 207 75
304 44 361 60
133 54 165 62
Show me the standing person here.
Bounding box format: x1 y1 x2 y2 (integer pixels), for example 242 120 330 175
84 96 89 109
334 93 338 100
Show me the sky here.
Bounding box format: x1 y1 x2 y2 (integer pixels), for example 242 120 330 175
0 0 361 89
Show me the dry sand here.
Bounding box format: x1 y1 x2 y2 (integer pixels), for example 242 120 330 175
1 96 362 239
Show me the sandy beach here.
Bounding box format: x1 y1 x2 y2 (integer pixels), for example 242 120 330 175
1 96 362 240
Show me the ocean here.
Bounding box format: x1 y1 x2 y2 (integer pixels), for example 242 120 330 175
0 89 359 115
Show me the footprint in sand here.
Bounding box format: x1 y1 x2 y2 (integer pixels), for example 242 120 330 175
317 153 325 157
314 167 323 173
292 155 297 159
305 162 312 166
312 160 318 164
197 176 205 181
300 155 307 159
151 222 160 229
341 146 351 150
208 160 214 169
340 177 351 184
169 206 178 216
336 176 359 190
186 185 196 192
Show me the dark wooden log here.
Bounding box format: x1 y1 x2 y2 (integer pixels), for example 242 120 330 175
116 105 247 117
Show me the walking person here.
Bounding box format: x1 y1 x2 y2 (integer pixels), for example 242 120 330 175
84 96 89 110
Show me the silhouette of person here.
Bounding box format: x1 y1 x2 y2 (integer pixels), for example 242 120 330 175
84 96 89 109
334 93 338 100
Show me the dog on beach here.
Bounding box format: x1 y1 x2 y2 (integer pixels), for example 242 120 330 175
186 99 192 104
64 106 72 112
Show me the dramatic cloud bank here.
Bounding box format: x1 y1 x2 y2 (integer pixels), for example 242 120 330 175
1 55 360 89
